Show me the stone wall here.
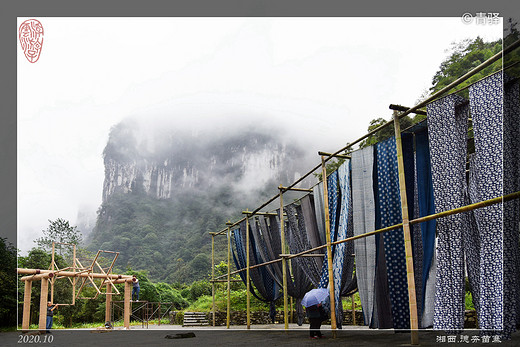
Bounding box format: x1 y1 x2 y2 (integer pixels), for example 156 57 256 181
170 310 478 328
170 310 364 326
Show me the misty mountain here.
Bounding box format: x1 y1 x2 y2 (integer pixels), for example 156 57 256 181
86 117 313 283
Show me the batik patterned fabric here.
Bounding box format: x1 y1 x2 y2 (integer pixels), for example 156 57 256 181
331 160 354 328
351 146 377 326
318 170 340 290
376 136 410 330
469 73 503 332
503 76 520 338
427 94 468 331
414 128 436 328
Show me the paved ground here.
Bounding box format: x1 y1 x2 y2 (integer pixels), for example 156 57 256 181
3 324 520 346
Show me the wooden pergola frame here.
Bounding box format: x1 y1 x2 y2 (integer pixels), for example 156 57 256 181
17 243 134 331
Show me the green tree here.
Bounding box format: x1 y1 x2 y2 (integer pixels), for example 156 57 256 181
35 218 83 254
430 36 502 96
0 238 17 328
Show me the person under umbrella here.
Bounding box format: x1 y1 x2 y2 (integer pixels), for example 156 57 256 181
302 288 329 339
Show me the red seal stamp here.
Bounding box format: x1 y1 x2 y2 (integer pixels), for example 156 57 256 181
19 19 44 63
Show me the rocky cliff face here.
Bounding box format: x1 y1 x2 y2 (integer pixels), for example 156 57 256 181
101 118 308 204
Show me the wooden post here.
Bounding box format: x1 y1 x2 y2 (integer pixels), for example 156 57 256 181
72 244 76 305
279 185 289 330
50 243 55 304
211 233 216 327
22 280 32 331
393 112 419 345
321 155 337 337
246 215 251 330
124 281 131 329
105 283 112 324
39 278 49 331
226 227 231 329
352 295 356 325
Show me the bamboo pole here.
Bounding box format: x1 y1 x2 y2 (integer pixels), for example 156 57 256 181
105 283 112 324
72 244 76 305
279 187 314 193
321 155 337 337
51 243 55 305
318 151 351 159
18 268 132 280
39 278 49 331
245 214 251 330
279 185 289 330
393 111 419 344
226 227 231 329
211 234 216 327
352 295 356 325
22 280 32 331
124 281 131 329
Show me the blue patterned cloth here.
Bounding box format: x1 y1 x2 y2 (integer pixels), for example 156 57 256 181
318 171 340 290
503 76 520 339
427 94 469 331
469 73 503 332
414 128 437 328
375 136 410 330
331 160 354 328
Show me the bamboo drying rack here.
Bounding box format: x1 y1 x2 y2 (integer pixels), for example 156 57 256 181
209 39 520 345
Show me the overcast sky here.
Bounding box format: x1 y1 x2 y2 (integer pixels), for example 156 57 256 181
17 17 502 254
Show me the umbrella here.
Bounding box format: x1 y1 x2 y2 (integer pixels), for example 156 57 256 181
301 288 329 307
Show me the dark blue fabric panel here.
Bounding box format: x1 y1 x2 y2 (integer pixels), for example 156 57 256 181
414 129 436 317
375 136 410 330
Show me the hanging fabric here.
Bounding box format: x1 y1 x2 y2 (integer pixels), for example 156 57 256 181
232 221 282 305
271 214 312 326
469 72 504 332
300 194 324 270
327 160 355 329
317 171 340 289
351 146 377 327
313 181 327 246
414 126 437 328
285 204 323 287
427 94 469 331
375 136 410 330
402 131 423 329
503 76 520 338
231 226 272 303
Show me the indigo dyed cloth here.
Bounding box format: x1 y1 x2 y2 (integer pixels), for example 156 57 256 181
318 171 340 290
373 232 393 329
427 94 469 331
414 128 436 328
232 222 281 303
503 77 520 338
300 194 324 271
286 204 322 287
330 160 355 328
376 136 410 330
262 214 311 326
313 182 327 246
469 73 503 332
351 146 377 327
